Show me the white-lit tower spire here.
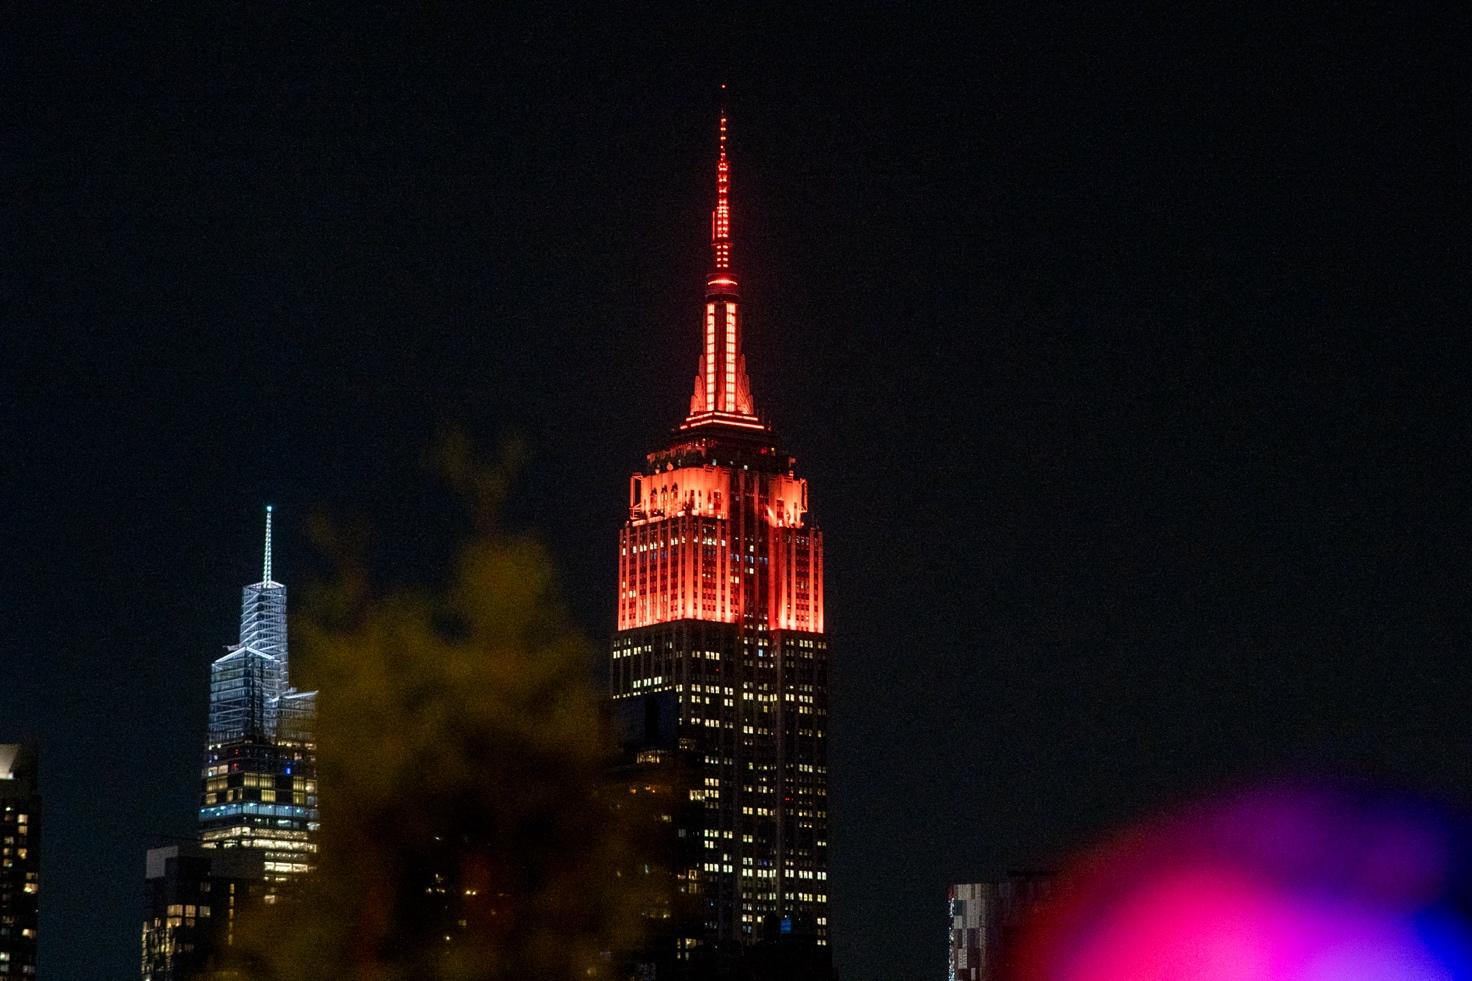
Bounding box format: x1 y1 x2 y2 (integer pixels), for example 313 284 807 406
263 503 274 586
239 504 288 680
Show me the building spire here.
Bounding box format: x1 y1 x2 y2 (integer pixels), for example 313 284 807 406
263 505 274 585
686 89 760 430
708 85 736 298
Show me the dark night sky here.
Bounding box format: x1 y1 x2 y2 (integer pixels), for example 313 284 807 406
3 6 1465 980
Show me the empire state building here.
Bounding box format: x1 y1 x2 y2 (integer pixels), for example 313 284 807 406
610 105 830 962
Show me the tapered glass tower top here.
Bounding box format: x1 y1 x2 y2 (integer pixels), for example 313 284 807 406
207 507 289 744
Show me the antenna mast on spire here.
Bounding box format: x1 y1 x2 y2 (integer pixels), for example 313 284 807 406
263 505 273 585
711 86 733 279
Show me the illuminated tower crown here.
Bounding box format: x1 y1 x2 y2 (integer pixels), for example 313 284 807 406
686 100 760 430
240 504 288 675
612 95 830 955
209 506 287 744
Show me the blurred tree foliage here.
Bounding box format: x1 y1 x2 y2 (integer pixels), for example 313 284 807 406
233 435 645 981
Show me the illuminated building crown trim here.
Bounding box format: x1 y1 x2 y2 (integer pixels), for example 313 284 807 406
686 94 761 432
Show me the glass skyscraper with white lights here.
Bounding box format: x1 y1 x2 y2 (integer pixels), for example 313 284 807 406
143 508 319 979
197 506 319 886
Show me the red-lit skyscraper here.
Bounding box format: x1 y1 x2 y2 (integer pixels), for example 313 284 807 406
610 105 830 969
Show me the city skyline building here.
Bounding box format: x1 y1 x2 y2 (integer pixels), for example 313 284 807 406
609 102 831 975
0 743 40 979
141 508 318 979
947 874 1057 981
197 507 319 886
140 844 266 981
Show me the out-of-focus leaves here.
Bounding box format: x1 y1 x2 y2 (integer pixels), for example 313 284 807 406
234 439 643 980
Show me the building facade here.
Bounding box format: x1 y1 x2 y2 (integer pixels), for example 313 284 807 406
140 844 266 981
609 106 830 972
947 875 1056 981
0 745 39 980
198 507 319 887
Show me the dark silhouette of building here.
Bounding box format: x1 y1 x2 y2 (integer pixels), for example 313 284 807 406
140 844 267 981
609 101 831 979
0 744 40 980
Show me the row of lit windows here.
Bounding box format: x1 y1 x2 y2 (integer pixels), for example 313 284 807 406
201 839 317 856
164 903 209 919
200 801 316 822
203 789 312 806
203 825 314 842
203 775 315 793
264 860 311 874
624 536 729 554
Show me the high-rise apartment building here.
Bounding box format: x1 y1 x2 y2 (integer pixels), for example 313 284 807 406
609 105 830 972
0 743 40 979
197 507 319 885
140 844 266 981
